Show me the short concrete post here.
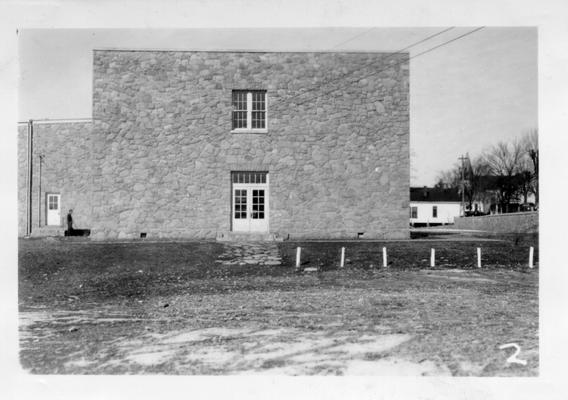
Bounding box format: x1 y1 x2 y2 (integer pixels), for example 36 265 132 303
477 248 482 269
430 248 435 267
340 247 345 268
529 246 534 269
296 247 301 269
382 247 387 268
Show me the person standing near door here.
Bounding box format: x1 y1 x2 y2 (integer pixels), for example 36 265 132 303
66 209 73 236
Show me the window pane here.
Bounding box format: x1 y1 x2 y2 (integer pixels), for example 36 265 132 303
232 90 248 129
234 187 247 219
251 111 266 129
48 196 58 210
233 111 247 129
232 91 247 111
232 90 266 130
410 207 418 219
252 91 266 111
232 171 267 184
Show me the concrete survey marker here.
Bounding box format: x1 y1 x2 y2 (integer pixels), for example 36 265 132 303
215 242 282 266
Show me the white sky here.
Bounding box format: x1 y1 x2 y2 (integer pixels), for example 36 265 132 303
17 27 537 186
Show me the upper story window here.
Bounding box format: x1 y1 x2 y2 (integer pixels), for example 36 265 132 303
232 90 267 132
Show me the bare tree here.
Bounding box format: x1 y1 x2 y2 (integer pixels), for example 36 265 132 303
517 156 534 204
435 156 490 212
435 130 538 214
522 128 538 205
435 164 461 189
483 139 525 212
464 155 492 211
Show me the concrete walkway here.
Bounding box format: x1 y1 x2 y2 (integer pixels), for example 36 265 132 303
216 242 282 266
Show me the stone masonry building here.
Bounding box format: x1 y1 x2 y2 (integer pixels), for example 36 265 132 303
18 49 410 239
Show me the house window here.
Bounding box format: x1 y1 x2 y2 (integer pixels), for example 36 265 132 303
232 90 267 132
410 207 418 219
432 206 438 218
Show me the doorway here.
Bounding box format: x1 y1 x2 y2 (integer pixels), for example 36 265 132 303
231 171 269 232
46 193 61 226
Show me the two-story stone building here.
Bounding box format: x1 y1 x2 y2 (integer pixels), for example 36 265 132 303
19 49 410 240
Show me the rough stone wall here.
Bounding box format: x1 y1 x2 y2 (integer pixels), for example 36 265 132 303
90 50 410 239
18 122 93 236
454 212 539 234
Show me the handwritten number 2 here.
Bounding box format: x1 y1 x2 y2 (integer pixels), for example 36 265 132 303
499 343 527 366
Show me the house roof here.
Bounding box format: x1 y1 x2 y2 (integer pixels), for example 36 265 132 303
410 187 461 202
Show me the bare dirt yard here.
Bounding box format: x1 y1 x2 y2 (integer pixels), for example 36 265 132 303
18 234 538 376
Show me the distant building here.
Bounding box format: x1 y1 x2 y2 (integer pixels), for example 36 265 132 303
409 187 462 226
19 49 410 240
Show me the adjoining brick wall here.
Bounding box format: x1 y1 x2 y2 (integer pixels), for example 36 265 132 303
18 122 94 236
454 212 539 234
19 50 410 240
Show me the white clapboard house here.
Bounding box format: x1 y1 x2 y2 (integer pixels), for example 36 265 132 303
410 187 462 226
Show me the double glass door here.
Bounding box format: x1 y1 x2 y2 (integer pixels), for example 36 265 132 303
232 172 268 232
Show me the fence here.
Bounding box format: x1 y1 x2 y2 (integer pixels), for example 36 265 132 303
287 240 538 271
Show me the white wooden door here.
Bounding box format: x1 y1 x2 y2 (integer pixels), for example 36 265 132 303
232 172 269 232
46 193 61 226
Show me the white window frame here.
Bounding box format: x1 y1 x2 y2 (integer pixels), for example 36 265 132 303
231 90 268 134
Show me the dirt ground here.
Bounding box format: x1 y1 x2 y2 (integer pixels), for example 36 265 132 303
18 235 538 376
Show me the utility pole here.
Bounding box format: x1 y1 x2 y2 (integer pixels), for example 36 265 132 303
26 119 34 236
458 154 467 217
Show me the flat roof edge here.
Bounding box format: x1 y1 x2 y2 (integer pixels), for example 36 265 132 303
92 47 410 55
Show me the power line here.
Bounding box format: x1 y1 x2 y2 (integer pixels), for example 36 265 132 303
330 27 376 49
280 27 455 106
285 26 484 110
410 26 485 59
291 27 484 109
23 28 484 131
